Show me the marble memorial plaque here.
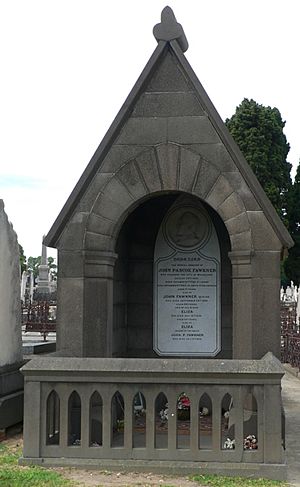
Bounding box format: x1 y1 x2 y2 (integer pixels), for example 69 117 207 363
153 199 221 356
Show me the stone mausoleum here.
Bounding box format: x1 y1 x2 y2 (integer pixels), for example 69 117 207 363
21 8 293 479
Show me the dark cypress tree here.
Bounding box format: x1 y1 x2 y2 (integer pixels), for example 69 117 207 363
226 98 292 225
284 161 300 284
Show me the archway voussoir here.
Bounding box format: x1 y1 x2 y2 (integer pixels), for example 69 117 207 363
178 147 201 192
103 177 134 208
192 159 220 200
230 230 252 252
224 212 250 236
135 149 162 193
87 212 115 236
206 175 234 210
217 192 246 222
156 143 179 189
92 193 127 223
85 231 115 252
116 160 148 200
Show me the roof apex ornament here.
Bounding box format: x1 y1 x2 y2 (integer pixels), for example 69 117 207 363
153 6 188 52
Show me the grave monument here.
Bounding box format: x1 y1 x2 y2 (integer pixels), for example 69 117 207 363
21 7 293 479
36 239 51 295
0 200 24 434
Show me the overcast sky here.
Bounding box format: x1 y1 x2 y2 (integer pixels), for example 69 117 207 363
1 0 299 259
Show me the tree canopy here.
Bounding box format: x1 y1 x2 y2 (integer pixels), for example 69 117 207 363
225 98 292 224
27 255 57 281
19 244 27 274
284 160 300 283
226 98 300 285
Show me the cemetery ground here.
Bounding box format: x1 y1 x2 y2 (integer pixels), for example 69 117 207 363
0 429 289 487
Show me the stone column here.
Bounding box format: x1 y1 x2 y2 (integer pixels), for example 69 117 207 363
83 251 118 357
56 250 85 356
228 250 253 359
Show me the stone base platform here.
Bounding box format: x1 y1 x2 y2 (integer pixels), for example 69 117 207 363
22 341 56 355
19 457 287 481
0 362 24 431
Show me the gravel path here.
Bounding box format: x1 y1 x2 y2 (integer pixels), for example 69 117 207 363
282 367 300 487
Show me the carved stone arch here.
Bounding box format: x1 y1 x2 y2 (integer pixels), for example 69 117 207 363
85 143 252 253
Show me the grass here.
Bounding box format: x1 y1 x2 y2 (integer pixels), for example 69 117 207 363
0 441 289 487
0 443 73 486
191 473 288 487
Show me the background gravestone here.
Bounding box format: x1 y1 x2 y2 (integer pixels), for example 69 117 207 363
0 200 24 432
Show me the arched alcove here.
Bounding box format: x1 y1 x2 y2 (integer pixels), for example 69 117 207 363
112 192 232 358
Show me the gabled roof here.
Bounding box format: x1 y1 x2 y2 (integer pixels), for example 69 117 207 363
44 7 293 249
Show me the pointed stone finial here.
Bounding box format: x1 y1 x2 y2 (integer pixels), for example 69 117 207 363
153 6 188 52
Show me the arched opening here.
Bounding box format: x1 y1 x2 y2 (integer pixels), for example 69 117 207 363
111 391 124 447
243 392 258 450
46 390 60 445
176 392 191 449
199 393 212 450
68 391 81 446
155 392 168 449
133 392 146 448
221 393 234 450
112 192 232 358
90 391 103 447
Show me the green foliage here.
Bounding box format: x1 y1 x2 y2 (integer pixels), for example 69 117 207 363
0 444 73 486
225 98 300 284
284 160 300 284
47 256 57 279
27 256 41 279
18 245 26 274
284 234 300 285
287 161 300 235
27 256 57 280
191 473 287 487
226 98 292 224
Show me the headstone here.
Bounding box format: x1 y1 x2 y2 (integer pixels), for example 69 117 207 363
153 197 221 356
20 270 27 303
29 271 34 301
0 200 23 432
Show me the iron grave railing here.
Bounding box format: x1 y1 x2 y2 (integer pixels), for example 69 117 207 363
281 301 300 369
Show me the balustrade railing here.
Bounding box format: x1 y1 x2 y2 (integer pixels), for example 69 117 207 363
21 354 284 472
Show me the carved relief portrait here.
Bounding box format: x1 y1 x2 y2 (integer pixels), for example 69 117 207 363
165 205 211 250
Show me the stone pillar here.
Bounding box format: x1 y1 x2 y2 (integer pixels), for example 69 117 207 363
263 384 283 463
56 250 85 356
22 381 41 458
83 251 118 357
251 251 281 359
228 250 253 359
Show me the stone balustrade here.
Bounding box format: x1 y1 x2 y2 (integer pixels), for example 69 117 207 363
20 353 286 479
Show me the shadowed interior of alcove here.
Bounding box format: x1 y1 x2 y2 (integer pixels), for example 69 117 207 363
112 192 232 358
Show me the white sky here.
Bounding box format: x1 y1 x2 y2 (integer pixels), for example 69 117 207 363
0 0 299 259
